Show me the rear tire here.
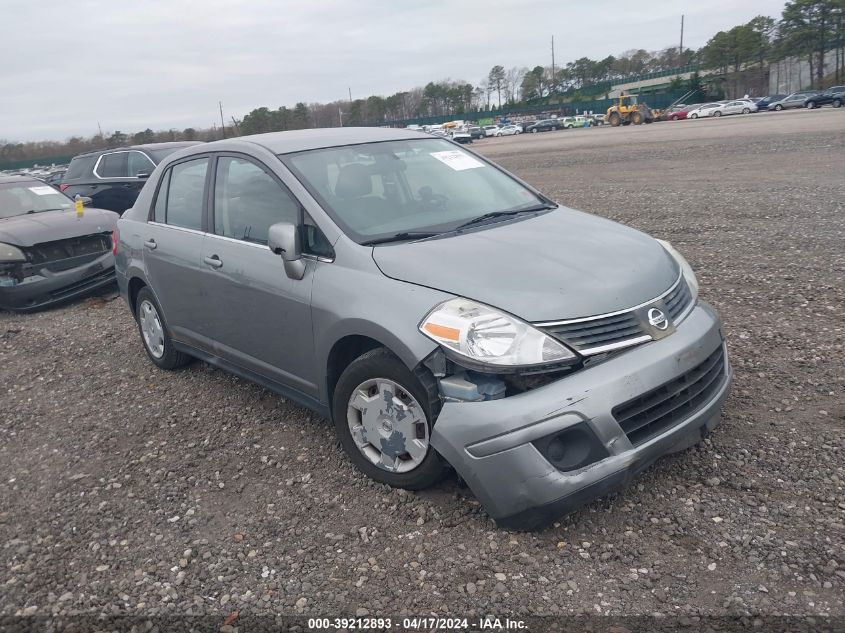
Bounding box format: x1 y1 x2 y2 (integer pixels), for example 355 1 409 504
742 108 750 114
713 110 722 117
833 99 842 108
332 348 448 490
135 287 191 370
805 101 815 109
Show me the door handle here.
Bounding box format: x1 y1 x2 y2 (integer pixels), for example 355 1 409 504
204 255 223 269
143 239 157 250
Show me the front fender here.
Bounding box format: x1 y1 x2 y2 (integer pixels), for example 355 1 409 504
311 248 452 404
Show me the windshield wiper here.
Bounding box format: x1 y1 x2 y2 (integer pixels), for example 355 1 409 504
454 203 556 231
360 231 442 246
25 208 65 214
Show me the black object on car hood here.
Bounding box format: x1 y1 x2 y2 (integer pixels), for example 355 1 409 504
0 208 119 247
372 207 679 322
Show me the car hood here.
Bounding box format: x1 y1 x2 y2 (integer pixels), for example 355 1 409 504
371 208 679 322
0 207 118 246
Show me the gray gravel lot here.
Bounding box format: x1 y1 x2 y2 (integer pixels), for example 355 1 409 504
1 109 843 622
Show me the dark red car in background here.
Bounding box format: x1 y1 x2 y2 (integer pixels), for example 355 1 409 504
669 104 701 121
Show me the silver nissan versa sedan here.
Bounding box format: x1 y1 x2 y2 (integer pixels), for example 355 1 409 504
115 128 731 529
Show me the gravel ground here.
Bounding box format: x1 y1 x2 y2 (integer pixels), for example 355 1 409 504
1 109 843 624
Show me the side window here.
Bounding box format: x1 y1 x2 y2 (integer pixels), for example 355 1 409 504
128 151 155 177
97 152 128 178
165 158 208 230
213 157 299 244
152 170 170 223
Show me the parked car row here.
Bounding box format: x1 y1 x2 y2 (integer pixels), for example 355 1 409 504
666 87 845 122
430 115 605 140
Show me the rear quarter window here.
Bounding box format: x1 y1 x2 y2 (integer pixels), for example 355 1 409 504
65 155 97 180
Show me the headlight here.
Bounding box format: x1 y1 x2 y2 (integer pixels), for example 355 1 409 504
419 298 577 369
0 243 26 263
656 239 699 297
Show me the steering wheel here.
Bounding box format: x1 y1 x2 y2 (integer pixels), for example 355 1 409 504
418 186 448 210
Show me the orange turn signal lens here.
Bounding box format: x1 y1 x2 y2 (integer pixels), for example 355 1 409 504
423 322 461 341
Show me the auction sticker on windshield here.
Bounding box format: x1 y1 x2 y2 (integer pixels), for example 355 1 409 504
29 186 58 196
430 150 484 171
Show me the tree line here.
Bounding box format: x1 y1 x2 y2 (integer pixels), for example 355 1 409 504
2 0 843 167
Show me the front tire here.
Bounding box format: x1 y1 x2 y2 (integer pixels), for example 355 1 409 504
774 104 783 111
135 287 190 370
332 348 447 490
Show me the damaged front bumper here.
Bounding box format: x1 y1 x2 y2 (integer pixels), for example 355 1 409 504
0 252 115 312
430 302 731 530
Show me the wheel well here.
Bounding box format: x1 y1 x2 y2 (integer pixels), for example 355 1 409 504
326 335 385 402
128 277 147 316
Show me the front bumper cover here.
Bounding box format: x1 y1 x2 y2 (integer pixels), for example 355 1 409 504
0 252 115 312
430 302 731 530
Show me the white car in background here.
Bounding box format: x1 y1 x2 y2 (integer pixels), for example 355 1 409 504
709 100 758 117
448 128 473 144
482 125 500 137
687 103 723 119
496 125 521 136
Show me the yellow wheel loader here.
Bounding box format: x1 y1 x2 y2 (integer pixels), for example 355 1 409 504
606 94 656 126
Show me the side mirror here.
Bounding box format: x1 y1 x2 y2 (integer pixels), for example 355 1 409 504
267 222 305 280
80 196 93 207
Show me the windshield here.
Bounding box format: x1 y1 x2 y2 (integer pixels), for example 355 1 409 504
0 182 72 219
283 138 546 242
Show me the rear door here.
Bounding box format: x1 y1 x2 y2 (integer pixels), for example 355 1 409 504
142 155 212 350
198 153 319 397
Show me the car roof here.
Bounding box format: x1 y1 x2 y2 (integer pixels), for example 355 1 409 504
0 175 40 185
190 127 433 155
71 141 203 159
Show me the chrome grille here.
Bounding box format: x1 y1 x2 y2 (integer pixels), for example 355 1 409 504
542 311 647 352
612 345 727 446
538 273 694 355
664 276 692 320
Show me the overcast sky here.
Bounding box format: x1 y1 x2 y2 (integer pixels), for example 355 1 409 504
1 0 787 142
